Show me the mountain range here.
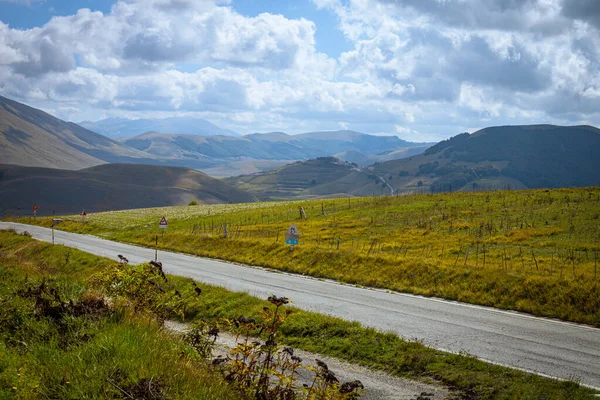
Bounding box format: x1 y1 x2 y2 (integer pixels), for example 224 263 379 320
79 117 238 138
2 94 600 211
120 130 431 176
1 96 430 176
227 125 600 200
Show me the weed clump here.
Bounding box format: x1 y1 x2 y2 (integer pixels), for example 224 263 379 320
96 260 198 322
0 279 112 349
98 260 365 399
186 294 365 399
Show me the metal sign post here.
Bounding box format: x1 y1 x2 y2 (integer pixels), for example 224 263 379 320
51 213 62 245
33 204 38 220
285 223 300 251
80 209 87 223
157 216 168 261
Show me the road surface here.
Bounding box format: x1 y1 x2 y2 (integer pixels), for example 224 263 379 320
2 222 599 389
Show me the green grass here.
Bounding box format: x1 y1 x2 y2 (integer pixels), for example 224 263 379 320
0 231 237 400
12 187 600 326
0 230 597 399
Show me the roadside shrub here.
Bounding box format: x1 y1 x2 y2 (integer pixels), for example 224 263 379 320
187 296 365 399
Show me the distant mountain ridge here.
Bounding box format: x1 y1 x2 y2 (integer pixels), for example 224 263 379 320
0 163 257 215
370 124 600 192
1 96 430 176
227 125 600 199
80 117 238 138
121 130 431 175
6 96 596 198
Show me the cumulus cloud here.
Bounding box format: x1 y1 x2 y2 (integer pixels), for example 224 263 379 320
0 0 320 75
0 0 599 140
0 1 338 114
315 0 600 138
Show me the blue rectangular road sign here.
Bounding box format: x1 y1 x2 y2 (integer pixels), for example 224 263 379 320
286 239 299 245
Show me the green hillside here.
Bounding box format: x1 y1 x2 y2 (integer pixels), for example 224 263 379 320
0 163 257 215
227 125 600 198
0 231 237 399
371 124 600 193
225 157 387 200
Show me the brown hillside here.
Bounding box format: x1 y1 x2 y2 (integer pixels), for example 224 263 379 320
0 95 153 169
0 163 257 215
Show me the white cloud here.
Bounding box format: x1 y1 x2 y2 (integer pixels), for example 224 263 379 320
316 0 600 135
0 1 321 75
0 0 599 139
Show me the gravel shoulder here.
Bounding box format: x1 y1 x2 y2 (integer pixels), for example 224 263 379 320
165 320 449 400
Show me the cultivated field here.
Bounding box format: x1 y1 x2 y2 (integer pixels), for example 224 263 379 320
11 187 600 326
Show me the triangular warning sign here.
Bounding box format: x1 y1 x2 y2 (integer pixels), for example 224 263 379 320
159 216 168 228
287 223 299 236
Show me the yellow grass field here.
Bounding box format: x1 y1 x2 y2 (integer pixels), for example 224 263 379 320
12 187 600 326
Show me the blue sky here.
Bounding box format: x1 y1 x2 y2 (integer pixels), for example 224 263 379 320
0 0 599 140
0 0 113 28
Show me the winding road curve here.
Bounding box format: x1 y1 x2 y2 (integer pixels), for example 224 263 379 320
2 222 599 389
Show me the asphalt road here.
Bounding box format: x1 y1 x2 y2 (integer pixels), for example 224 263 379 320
2 222 599 389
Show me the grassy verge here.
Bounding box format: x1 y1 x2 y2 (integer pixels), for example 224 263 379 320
0 230 597 399
11 187 600 326
0 231 237 400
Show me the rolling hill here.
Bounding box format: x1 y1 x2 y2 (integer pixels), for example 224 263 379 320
0 163 257 216
6 96 595 199
120 130 431 176
368 124 600 193
224 157 387 200
227 125 600 198
80 116 238 138
0 95 157 170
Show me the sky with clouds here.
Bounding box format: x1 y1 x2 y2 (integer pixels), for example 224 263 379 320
0 0 598 140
